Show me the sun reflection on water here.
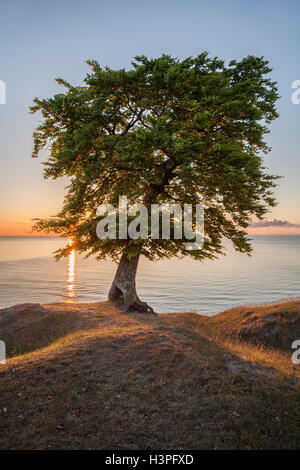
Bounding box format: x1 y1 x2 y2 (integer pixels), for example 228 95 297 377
66 243 76 302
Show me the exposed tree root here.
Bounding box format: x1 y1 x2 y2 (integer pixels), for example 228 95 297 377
126 299 156 315
108 253 156 314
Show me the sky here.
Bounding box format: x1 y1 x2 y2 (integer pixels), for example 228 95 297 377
0 0 299 236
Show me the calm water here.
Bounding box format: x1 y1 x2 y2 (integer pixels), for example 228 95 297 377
0 236 299 315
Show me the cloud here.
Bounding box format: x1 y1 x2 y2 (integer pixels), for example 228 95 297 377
30 216 59 221
249 219 300 228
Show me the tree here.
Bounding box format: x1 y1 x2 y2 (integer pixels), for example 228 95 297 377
30 53 279 313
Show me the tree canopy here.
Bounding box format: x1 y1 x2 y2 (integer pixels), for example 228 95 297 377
31 53 279 265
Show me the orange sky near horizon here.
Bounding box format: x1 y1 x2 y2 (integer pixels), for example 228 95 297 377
1 218 300 237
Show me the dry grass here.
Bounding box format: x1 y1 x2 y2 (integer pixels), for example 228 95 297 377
161 300 300 380
0 300 299 450
209 300 300 353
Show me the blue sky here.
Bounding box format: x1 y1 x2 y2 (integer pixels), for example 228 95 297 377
0 0 299 234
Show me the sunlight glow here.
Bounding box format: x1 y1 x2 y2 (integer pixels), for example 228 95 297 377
66 240 76 302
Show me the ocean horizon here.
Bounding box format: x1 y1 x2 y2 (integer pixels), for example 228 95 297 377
0 235 299 315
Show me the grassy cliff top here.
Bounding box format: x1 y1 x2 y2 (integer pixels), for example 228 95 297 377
0 300 299 449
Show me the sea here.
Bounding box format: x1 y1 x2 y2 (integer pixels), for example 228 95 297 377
0 236 299 315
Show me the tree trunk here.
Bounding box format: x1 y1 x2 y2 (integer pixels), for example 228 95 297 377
108 252 155 314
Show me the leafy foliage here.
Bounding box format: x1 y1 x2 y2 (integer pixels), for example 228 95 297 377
30 53 280 261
